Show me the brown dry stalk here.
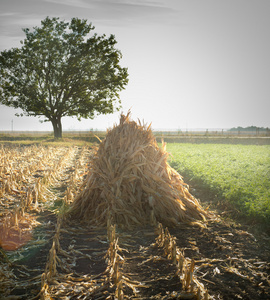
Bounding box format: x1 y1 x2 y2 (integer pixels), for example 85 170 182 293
68 112 209 227
156 222 210 299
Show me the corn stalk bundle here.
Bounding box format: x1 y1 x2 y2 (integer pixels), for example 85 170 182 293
69 113 209 227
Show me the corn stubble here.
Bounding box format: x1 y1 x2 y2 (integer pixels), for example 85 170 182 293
69 112 209 227
0 115 215 299
156 223 209 299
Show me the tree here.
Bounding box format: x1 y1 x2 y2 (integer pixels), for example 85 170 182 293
0 17 128 138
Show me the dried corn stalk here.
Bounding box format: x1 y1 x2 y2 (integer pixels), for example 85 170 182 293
155 223 210 299
69 112 209 227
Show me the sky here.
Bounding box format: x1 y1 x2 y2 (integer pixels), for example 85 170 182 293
0 0 269 131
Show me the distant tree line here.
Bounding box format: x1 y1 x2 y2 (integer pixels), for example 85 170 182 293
228 126 269 132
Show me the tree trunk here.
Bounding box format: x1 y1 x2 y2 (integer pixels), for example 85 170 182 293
51 117 62 138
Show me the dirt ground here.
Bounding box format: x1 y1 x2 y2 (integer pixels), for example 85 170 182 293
2 195 269 300
1 147 269 300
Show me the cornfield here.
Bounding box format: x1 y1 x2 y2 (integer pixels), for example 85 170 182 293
1 114 269 299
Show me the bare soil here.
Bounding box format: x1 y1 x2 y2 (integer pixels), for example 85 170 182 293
4 200 269 300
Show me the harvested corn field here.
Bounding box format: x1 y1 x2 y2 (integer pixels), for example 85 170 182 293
0 115 270 299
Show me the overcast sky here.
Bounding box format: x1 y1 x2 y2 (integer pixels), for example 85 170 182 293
0 0 269 131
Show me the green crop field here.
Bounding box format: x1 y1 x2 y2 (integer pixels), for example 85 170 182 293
167 143 270 224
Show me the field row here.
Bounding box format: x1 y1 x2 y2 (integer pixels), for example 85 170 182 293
0 144 210 299
0 144 92 296
167 143 270 224
0 144 269 299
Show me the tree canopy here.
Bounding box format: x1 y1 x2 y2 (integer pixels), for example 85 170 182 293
0 17 129 137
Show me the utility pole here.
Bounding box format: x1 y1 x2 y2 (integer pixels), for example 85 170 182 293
11 119 13 132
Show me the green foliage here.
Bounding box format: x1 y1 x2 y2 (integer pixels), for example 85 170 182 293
0 17 128 138
229 126 269 132
167 144 270 223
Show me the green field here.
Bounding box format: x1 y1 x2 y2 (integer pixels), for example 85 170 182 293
167 143 270 224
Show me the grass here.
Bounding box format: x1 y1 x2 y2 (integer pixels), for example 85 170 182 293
167 143 270 225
